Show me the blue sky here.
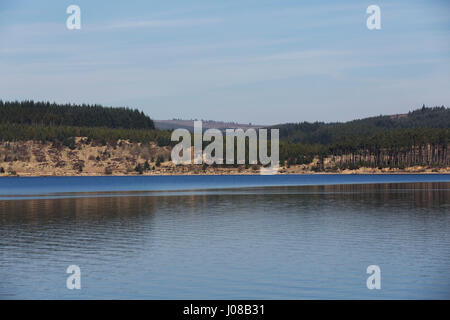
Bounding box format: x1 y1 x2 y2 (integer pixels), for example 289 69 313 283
0 0 449 124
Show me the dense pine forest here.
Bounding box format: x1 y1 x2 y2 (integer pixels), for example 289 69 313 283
276 106 450 170
0 100 172 146
276 105 449 144
0 100 155 129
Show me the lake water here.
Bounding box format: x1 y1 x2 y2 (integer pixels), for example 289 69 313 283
0 175 449 299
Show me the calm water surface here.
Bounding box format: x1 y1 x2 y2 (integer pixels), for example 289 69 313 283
0 175 449 299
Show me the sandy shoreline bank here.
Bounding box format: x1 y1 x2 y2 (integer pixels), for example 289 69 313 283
1 167 449 178
1 140 448 177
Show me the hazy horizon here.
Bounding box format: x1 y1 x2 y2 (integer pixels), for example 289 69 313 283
154 103 446 125
1 0 449 125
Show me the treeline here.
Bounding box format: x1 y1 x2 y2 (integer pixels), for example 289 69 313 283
0 100 171 146
279 128 449 169
272 106 450 169
0 100 154 129
276 106 449 145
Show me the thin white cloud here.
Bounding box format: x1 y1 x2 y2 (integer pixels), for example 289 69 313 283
0 17 222 41
93 17 223 30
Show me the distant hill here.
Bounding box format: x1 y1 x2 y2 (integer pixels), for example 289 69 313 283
154 119 264 132
155 106 449 137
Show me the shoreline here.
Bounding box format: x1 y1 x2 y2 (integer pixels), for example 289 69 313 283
1 170 449 178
